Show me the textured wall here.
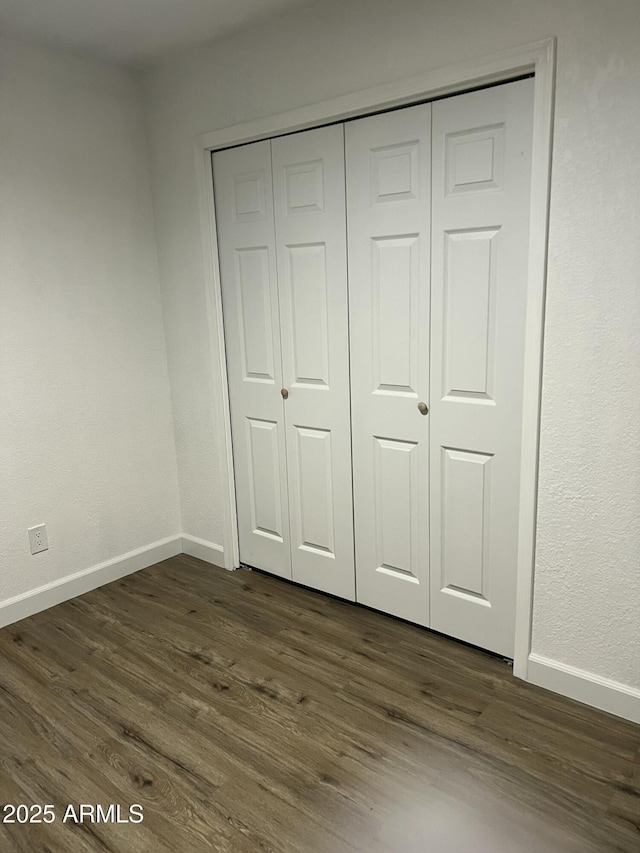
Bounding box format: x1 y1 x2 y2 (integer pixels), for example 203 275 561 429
142 0 640 687
0 39 181 603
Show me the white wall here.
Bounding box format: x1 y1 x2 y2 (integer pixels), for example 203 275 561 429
0 39 181 606
142 0 640 692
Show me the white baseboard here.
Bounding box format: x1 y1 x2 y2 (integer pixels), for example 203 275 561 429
181 534 226 568
527 653 640 725
0 535 182 629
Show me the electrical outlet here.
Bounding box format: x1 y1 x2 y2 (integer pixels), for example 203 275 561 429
28 524 48 554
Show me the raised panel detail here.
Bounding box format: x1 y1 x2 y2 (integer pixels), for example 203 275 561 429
443 228 499 401
371 142 419 205
235 247 275 383
284 160 324 215
373 437 419 582
286 244 329 387
293 427 335 557
233 171 266 221
246 419 284 541
371 235 420 396
445 124 504 195
441 447 492 603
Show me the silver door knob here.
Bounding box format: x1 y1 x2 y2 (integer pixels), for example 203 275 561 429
281 388 289 400
417 402 428 415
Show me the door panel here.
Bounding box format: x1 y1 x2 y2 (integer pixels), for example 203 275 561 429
245 418 286 541
285 243 330 386
430 78 534 656
440 446 493 600
346 105 432 625
272 125 355 600
213 141 292 578
292 425 335 556
373 437 420 582
443 228 499 399
371 235 421 394
235 246 276 383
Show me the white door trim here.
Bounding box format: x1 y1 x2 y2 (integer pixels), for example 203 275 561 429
194 38 556 681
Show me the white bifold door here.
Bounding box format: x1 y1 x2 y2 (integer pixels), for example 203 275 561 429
347 79 533 656
213 125 355 600
214 77 534 657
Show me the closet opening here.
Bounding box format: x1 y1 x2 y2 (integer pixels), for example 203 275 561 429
195 39 555 678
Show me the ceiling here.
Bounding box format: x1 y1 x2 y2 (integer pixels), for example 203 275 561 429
0 0 316 67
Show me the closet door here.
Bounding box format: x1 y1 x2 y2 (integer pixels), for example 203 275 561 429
213 141 292 579
346 105 432 624
271 125 355 600
429 78 534 656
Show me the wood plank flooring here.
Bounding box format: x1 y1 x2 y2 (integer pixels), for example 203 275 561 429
0 554 639 852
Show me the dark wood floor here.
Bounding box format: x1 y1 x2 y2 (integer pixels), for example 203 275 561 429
0 555 638 852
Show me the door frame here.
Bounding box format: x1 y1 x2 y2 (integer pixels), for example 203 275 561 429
194 38 556 680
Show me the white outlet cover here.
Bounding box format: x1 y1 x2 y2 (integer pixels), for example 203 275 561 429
28 524 48 554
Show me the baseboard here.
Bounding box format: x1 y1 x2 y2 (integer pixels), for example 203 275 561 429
527 653 640 725
181 534 226 568
0 535 183 629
